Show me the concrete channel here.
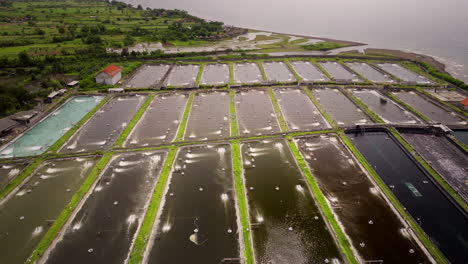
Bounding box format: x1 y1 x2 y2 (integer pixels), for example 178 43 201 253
351 89 421 124
311 88 370 126
348 130 468 263
290 61 329 81
262 61 295 82
0 96 104 158
296 134 430 263
319 62 362 82
235 90 281 136
200 64 230 85
0 157 98 264
166 65 199 87
61 95 146 153
234 63 263 84
145 144 240 264
376 63 432 84
0 161 28 190
184 91 230 141
274 88 330 131
241 139 342 263
124 64 171 88
41 151 166 264
346 62 394 83
392 91 466 125
124 93 188 148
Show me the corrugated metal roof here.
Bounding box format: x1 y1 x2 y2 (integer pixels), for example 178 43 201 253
101 64 122 77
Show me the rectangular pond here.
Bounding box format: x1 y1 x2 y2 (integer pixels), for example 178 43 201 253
262 61 296 82
290 61 329 82
61 95 146 153
0 161 28 190
392 91 466 125
0 156 98 264
348 131 468 263
166 64 199 87
184 91 230 141
146 144 240 263
125 93 188 148
400 131 468 202
125 64 170 88
0 96 104 158
377 63 432 84
234 63 263 84
241 139 342 263
319 61 362 82
200 64 230 85
346 62 394 83
274 88 329 131
235 90 281 136
43 151 166 264
351 89 421 124
296 135 429 263
426 89 466 102
311 88 370 126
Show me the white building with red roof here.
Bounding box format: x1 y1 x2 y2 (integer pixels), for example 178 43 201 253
95 64 122 85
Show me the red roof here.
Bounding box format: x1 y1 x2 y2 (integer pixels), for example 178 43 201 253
460 98 468 107
101 64 121 77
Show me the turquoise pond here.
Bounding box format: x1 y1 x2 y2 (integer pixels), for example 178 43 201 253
0 96 104 158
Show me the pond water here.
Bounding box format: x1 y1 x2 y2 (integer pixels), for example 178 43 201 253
125 64 170 88
346 62 394 83
290 61 329 82
200 64 230 85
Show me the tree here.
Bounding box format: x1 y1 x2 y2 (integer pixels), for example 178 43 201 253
18 51 31 66
123 34 134 46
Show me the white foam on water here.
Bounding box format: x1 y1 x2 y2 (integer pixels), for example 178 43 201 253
213 130 222 135
94 185 103 192
32 226 43 236
369 187 379 195
7 168 20 177
221 193 229 202
26 146 42 151
16 189 27 196
72 222 82 231
89 141 107 146
118 160 141 167
127 214 137 225
46 167 71 174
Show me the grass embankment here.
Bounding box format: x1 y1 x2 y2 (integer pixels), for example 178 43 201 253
114 94 154 148
384 92 431 122
174 92 195 141
267 88 288 132
228 62 235 84
400 62 443 84
339 61 370 83
127 148 177 264
310 59 333 80
286 138 358 264
231 142 255 264
27 153 113 263
229 90 239 137
340 88 385 123
302 87 337 128
0 158 44 200
337 132 448 263
256 61 267 81
417 62 468 90
284 60 302 81
195 63 205 85
46 95 110 153
416 88 467 117
301 42 347 51
388 128 468 211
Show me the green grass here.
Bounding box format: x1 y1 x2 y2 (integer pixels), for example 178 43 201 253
302 87 337 128
384 92 431 122
228 62 235 84
46 96 110 153
267 88 288 132
229 90 239 137
301 42 347 51
337 132 448 264
284 60 302 81
339 61 370 83
27 153 113 263
256 61 267 81
231 142 255 264
285 138 358 264
174 92 194 141
341 88 385 123
400 62 443 84
310 60 333 80
195 63 205 85
113 94 154 148
389 128 468 212
0 158 44 200
127 147 177 264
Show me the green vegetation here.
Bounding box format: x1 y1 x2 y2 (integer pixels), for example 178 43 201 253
195 63 205 85
341 88 385 123
337 132 448 263
284 59 302 81
267 88 288 132
28 153 113 263
388 128 468 211
301 41 347 51
113 93 154 148
228 62 234 84
46 95 109 153
310 60 333 80
256 61 267 81
174 92 194 141
417 62 467 89
302 87 337 127
0 158 43 199
400 62 444 84
384 92 431 122
128 147 177 264
286 138 358 264
229 90 239 137
231 142 254 264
